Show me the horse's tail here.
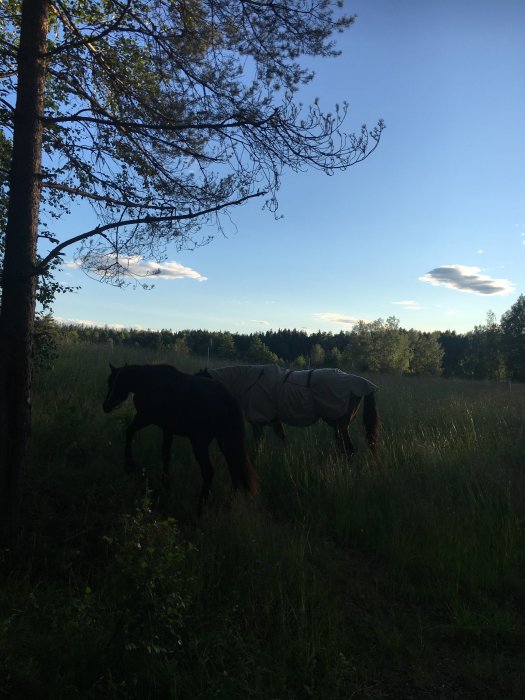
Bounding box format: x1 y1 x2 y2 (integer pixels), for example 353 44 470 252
220 399 259 496
363 392 380 452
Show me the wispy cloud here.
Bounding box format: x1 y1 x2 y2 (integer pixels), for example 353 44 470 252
138 259 207 281
250 319 270 326
313 312 365 326
419 265 515 296
392 300 421 310
66 255 207 282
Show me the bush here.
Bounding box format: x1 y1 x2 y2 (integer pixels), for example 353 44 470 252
1 495 194 698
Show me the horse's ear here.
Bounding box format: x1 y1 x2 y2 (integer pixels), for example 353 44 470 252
109 363 116 372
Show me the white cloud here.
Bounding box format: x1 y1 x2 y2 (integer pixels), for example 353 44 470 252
419 265 515 296
313 312 365 326
135 259 207 281
66 255 207 282
250 319 270 326
392 300 421 310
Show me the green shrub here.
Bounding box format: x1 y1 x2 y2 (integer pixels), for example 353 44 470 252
1 495 194 698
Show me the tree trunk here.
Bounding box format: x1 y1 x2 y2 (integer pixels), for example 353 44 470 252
0 0 49 547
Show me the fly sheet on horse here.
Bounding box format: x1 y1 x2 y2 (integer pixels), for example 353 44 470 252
206 364 377 426
202 364 379 456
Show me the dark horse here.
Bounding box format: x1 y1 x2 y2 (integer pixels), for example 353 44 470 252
197 364 379 458
103 364 258 511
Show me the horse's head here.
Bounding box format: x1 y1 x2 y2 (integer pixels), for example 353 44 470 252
103 364 130 413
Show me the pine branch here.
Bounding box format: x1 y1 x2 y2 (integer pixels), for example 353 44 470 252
35 189 266 273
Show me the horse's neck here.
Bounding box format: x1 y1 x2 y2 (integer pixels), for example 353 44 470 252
122 365 177 393
118 366 146 393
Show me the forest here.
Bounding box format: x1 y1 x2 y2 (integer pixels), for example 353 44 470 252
38 293 525 382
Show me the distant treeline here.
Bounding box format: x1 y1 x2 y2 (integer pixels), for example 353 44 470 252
36 295 525 382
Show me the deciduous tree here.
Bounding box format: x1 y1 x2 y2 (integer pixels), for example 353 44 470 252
310 343 326 366
408 330 443 376
460 311 505 380
501 295 525 381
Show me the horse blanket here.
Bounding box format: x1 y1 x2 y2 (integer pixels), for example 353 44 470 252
207 364 378 427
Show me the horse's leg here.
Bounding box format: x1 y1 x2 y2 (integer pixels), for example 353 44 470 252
335 417 355 457
272 422 286 442
190 437 214 514
125 414 149 472
327 417 355 458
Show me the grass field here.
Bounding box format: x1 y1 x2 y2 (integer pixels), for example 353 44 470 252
2 343 525 699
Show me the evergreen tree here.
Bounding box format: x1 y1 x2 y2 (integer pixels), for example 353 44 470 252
246 336 279 364
215 332 237 360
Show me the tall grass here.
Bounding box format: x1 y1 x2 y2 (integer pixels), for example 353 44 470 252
2 344 525 698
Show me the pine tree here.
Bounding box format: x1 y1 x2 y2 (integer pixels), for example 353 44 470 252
0 0 383 541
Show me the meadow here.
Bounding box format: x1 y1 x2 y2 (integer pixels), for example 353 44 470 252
1 343 525 699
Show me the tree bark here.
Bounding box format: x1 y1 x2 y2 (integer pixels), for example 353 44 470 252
0 0 49 546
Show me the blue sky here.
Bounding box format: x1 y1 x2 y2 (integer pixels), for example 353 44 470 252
51 0 525 335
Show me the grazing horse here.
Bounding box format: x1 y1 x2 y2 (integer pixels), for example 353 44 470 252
197 364 379 457
103 363 258 512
